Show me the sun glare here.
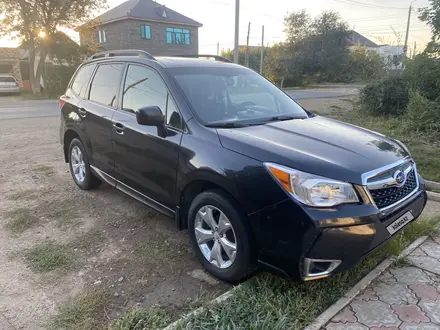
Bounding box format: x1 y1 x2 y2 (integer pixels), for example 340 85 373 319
38 31 46 38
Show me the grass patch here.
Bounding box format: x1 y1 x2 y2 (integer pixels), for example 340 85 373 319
43 200 81 228
24 242 73 272
384 216 440 256
326 105 440 182
109 291 221 330
33 164 55 174
136 234 187 265
4 208 39 233
48 289 111 330
109 307 173 330
6 189 39 201
69 230 106 252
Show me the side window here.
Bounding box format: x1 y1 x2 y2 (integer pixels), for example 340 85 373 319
71 64 96 97
167 97 182 130
122 65 167 114
89 64 124 107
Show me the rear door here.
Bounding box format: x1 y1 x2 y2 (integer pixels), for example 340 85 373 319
62 63 96 147
80 63 125 176
111 64 184 210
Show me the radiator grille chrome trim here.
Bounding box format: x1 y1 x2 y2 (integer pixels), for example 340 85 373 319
362 159 420 212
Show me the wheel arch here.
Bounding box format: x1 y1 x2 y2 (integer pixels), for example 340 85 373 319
176 170 248 230
63 129 81 162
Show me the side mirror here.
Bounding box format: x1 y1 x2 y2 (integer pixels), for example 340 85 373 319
136 106 164 126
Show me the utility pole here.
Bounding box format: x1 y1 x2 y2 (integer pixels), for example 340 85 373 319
217 42 220 56
233 0 240 63
245 22 251 67
404 4 413 56
260 25 264 75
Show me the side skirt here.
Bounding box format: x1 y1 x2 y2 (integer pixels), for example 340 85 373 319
90 165 175 219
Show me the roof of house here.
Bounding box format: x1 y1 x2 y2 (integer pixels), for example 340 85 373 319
0 47 19 60
82 0 202 28
347 31 378 48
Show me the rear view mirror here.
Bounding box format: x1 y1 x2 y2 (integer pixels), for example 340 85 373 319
136 106 164 126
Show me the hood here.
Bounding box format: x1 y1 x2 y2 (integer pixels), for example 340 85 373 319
217 116 408 185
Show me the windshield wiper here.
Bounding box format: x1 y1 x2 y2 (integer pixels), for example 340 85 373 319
205 122 249 128
265 115 307 122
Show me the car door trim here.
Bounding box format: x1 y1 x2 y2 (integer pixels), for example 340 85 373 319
90 165 175 218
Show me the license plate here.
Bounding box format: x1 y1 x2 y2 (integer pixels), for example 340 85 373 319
387 211 414 235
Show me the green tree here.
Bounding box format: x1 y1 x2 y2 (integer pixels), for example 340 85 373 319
419 0 440 54
221 46 265 72
284 10 311 44
0 0 106 94
346 45 385 81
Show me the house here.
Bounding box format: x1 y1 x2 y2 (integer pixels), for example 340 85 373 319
347 31 404 70
347 31 379 51
0 48 23 87
376 45 405 70
78 0 203 56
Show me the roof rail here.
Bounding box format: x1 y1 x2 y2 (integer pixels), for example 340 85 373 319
89 50 156 60
168 54 232 63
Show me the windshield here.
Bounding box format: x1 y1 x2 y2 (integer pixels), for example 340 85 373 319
169 66 308 126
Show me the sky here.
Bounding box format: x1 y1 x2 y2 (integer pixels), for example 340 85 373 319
0 0 433 56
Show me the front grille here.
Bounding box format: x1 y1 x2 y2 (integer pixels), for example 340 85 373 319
370 169 417 209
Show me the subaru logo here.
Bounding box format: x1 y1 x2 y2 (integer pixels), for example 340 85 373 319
393 170 406 187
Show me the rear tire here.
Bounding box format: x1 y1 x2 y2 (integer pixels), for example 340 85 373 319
68 138 101 190
188 189 255 283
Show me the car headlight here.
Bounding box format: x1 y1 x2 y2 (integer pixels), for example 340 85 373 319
264 163 359 207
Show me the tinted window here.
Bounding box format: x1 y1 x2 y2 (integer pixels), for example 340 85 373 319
71 64 95 96
89 64 124 107
170 66 307 125
0 76 16 82
122 65 167 114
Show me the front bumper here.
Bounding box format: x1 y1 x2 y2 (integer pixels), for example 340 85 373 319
250 181 427 280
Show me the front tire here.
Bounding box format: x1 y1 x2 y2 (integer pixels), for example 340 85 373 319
188 190 255 283
68 138 101 190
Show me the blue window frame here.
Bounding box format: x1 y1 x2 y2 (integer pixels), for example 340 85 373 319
166 27 190 45
140 25 151 39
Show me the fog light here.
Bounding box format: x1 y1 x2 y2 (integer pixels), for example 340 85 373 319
302 258 341 281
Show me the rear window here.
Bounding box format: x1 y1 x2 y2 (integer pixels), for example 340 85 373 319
71 64 96 97
0 77 16 82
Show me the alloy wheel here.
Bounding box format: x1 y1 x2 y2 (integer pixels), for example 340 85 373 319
194 205 237 269
71 146 86 183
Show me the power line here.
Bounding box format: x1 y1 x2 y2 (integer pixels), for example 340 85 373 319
330 0 407 10
343 0 407 9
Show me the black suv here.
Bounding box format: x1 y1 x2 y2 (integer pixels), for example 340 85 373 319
60 50 427 282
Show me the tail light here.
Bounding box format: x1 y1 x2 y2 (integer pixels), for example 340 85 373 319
59 96 66 109
15 82 19 87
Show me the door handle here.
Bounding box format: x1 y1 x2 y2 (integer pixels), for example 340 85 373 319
78 108 87 117
113 122 125 135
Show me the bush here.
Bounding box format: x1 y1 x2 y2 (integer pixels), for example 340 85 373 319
405 54 440 101
405 89 440 133
360 75 409 116
44 65 76 98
